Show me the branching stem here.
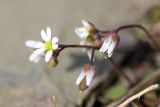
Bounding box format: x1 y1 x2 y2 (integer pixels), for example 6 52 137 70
116 24 159 48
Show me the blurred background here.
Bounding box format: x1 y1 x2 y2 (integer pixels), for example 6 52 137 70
0 0 160 107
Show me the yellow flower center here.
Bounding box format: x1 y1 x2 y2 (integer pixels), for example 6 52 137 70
86 36 95 45
44 40 52 51
86 26 96 34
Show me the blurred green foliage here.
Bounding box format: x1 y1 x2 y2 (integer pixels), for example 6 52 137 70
105 85 126 100
145 5 160 24
137 5 160 40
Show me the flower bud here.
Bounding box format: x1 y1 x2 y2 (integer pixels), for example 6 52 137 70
48 57 58 68
99 32 120 57
76 64 96 91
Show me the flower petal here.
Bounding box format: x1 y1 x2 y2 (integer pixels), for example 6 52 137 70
25 40 43 48
99 37 112 53
52 37 59 44
75 27 87 39
76 71 86 85
99 38 108 52
82 20 90 27
45 50 53 62
80 40 85 45
29 53 40 62
34 55 41 63
86 70 94 86
87 50 92 61
33 48 45 55
41 29 49 41
107 42 117 57
47 27 52 40
52 44 58 49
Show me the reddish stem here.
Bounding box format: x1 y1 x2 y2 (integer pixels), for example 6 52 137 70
90 49 95 65
115 24 159 48
59 44 99 50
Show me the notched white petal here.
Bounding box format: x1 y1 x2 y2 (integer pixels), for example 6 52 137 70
99 37 112 53
34 55 41 63
104 37 112 51
107 42 117 57
75 27 87 39
41 29 49 41
99 39 108 52
76 27 86 33
52 37 59 44
33 48 45 55
25 40 36 47
82 20 90 27
25 40 43 48
86 70 94 86
87 50 92 61
47 27 52 40
29 53 39 62
52 44 58 49
99 41 107 52
45 50 53 62
35 42 44 48
76 71 86 85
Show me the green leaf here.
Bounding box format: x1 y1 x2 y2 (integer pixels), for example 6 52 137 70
105 85 126 100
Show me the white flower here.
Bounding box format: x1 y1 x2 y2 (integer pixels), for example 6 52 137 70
75 20 97 60
25 27 59 63
76 64 96 91
75 20 96 39
99 33 119 57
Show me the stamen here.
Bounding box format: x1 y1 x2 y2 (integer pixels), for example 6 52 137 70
44 40 52 51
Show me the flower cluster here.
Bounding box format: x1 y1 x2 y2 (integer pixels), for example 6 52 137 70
25 20 120 91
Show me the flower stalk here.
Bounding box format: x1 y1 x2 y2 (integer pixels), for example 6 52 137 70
115 24 159 49
59 44 99 50
90 49 95 65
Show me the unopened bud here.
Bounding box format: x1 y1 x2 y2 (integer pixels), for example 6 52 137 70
76 64 96 91
79 75 88 91
99 32 120 57
48 57 58 68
